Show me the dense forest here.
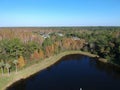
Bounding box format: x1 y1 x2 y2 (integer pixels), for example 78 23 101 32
0 27 120 75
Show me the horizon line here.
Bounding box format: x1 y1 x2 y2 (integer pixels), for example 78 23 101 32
0 25 120 28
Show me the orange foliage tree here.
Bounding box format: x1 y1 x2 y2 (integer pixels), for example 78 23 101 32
30 49 44 60
53 41 60 54
39 49 44 59
62 38 85 50
62 38 73 50
45 44 55 57
31 50 40 60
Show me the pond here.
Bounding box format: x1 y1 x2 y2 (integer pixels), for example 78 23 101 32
7 54 120 90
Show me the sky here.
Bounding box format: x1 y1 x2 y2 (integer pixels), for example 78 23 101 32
0 0 120 27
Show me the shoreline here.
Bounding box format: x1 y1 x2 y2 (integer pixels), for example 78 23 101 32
0 51 110 90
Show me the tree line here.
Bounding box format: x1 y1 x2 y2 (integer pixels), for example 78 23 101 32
0 27 120 76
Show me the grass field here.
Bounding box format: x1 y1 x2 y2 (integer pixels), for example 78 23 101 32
0 51 100 90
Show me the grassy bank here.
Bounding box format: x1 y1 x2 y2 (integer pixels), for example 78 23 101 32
0 51 101 90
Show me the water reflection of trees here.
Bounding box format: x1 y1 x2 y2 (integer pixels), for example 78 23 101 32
89 58 120 79
46 54 84 72
60 54 84 61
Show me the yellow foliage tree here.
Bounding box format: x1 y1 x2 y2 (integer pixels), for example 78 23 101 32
18 56 25 68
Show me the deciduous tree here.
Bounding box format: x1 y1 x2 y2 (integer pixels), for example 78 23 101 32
18 56 25 68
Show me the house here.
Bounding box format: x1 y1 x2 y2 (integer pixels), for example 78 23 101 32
41 34 50 39
56 32 64 37
72 36 80 40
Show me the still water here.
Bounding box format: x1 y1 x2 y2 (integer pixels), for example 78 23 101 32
7 54 120 90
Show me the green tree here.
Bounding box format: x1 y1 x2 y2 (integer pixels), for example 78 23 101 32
13 60 18 73
5 63 11 76
0 38 24 59
25 41 40 57
0 60 5 76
